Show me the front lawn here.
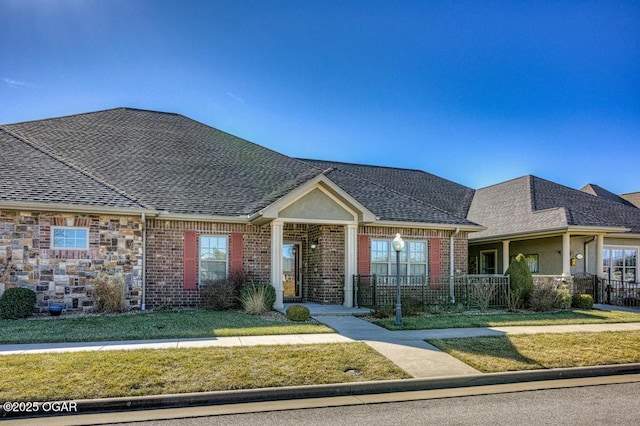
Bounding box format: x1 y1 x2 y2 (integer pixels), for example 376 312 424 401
373 309 640 330
428 330 640 372
0 310 334 344
0 343 410 401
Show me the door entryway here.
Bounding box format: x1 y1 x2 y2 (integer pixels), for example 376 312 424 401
480 250 497 274
283 242 301 301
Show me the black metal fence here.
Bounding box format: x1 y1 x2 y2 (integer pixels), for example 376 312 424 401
600 279 640 307
354 274 510 312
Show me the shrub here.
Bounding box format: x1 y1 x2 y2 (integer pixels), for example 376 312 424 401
505 253 535 308
286 305 311 321
554 285 573 310
469 281 496 311
530 283 556 312
506 287 522 312
201 272 245 310
572 293 594 309
239 283 276 315
0 287 36 319
93 273 126 313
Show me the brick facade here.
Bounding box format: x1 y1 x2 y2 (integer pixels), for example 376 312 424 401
0 210 471 312
0 210 143 312
358 226 469 278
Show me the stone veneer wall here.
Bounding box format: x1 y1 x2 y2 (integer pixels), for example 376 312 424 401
0 210 143 312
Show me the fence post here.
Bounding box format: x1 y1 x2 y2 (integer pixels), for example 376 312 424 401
372 274 377 309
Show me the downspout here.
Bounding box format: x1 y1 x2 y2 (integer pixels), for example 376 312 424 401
584 236 596 274
141 212 146 311
450 227 460 304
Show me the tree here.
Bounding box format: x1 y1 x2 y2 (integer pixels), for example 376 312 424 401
504 253 534 309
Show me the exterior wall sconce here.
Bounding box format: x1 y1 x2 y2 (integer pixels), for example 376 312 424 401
571 253 583 266
310 240 318 250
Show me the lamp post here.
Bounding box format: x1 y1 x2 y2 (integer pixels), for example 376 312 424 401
392 233 405 327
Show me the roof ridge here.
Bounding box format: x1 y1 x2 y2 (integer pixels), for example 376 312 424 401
298 157 443 176
323 162 474 223
0 126 150 210
2 107 181 126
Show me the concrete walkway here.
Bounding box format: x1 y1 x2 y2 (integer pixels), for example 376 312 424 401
1 303 639 380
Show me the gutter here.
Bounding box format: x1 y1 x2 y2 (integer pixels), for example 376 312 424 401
469 225 631 244
0 201 157 217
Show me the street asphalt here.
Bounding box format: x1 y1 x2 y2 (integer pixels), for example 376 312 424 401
1 303 639 420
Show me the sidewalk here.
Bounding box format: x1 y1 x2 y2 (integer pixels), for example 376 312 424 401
2 305 640 421
2 303 639 380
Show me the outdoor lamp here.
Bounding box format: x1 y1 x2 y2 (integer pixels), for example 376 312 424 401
392 233 405 327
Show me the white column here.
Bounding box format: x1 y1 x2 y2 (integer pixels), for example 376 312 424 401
271 220 284 310
596 234 604 278
562 233 571 277
502 240 510 273
344 224 358 307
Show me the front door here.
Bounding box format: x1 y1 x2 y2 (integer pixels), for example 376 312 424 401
283 242 301 300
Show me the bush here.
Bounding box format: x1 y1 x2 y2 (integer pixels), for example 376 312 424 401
0 287 36 319
530 283 556 312
572 293 594 309
201 272 245 310
505 253 535 309
239 283 276 315
554 285 573 310
93 273 126 313
286 305 311 321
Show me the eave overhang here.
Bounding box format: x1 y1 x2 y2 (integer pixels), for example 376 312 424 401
469 225 631 245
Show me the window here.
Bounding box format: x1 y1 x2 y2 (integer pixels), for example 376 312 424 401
370 239 427 276
51 227 88 249
509 254 539 273
200 236 228 282
603 247 637 282
480 250 497 274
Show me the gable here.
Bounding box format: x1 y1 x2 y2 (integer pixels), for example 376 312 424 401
279 188 355 221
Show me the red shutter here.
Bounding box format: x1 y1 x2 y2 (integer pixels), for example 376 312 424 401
183 230 198 290
429 238 441 286
230 232 243 275
357 234 370 275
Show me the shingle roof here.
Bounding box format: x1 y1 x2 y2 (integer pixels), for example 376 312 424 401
3 108 321 216
622 192 640 208
0 128 144 209
468 175 640 240
299 159 475 219
580 184 637 208
1 108 479 226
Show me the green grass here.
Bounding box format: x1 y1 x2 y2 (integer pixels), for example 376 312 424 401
0 310 334 344
373 309 640 330
428 330 640 373
0 343 410 401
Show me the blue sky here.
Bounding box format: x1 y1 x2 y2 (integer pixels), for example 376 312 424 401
1 0 638 194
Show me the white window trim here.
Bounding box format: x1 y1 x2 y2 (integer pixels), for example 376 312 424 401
603 245 638 283
51 226 89 250
480 249 498 275
199 235 229 283
370 239 429 277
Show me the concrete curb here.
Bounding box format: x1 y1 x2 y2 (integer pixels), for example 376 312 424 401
4 363 640 419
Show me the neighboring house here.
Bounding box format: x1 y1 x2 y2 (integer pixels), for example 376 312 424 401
0 108 482 312
467 175 640 287
621 192 640 209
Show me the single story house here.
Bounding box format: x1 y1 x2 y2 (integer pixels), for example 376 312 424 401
467 175 640 287
0 107 483 311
